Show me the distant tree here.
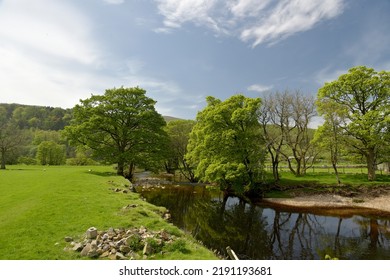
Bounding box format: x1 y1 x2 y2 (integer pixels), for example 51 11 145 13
260 91 317 178
281 91 317 176
259 91 293 181
63 87 168 181
0 106 29 169
317 66 390 181
36 141 66 165
33 130 64 145
186 94 265 195
312 102 345 185
165 119 196 182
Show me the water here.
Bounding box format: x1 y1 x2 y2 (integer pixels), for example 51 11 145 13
137 183 390 260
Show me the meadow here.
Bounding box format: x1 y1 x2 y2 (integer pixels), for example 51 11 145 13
0 165 217 260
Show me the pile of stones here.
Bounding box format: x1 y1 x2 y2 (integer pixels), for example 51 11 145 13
65 226 178 260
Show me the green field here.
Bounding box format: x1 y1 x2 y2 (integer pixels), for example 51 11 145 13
0 165 217 260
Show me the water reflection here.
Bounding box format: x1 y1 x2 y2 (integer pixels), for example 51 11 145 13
137 184 390 259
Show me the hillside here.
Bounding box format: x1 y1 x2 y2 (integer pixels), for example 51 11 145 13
0 103 185 130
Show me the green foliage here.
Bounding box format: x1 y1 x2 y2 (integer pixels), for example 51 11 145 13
18 156 37 165
126 234 143 251
165 119 196 181
63 87 169 180
0 106 31 169
186 94 266 193
317 66 390 181
36 141 66 165
324 254 339 260
164 238 190 254
66 146 97 166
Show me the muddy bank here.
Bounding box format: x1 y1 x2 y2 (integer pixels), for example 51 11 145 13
262 193 390 215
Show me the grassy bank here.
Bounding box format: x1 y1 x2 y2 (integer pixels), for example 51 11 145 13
264 171 390 198
0 165 217 260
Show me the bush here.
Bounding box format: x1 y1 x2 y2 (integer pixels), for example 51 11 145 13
18 156 37 165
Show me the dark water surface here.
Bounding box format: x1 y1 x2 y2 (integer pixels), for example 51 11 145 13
137 183 390 260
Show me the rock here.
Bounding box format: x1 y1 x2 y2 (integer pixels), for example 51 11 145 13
66 226 178 259
139 226 147 234
115 252 127 260
119 245 131 253
90 240 98 250
143 242 153 255
160 230 170 241
72 243 83 252
107 228 116 237
64 236 73 242
80 243 91 257
87 249 98 258
86 227 98 239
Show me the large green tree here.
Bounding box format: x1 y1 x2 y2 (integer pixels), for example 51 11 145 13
317 66 390 181
186 94 265 195
36 141 66 165
64 87 168 181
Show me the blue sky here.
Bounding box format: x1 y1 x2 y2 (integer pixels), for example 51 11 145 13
1 0 389 122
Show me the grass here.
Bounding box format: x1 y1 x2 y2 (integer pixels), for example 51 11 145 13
0 165 217 260
263 170 390 198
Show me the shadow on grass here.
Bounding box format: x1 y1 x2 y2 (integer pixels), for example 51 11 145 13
85 170 117 177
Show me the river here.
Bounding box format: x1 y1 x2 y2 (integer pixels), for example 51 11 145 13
136 182 390 260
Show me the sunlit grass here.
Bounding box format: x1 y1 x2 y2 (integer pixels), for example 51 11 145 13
0 165 217 260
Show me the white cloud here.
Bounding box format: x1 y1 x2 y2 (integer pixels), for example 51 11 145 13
240 0 345 47
155 0 345 47
0 0 98 65
103 0 125 4
0 0 104 108
228 0 271 18
155 0 224 33
247 84 273 93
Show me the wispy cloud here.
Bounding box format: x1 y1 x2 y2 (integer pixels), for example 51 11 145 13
228 0 271 18
240 0 344 47
247 84 273 93
155 0 345 46
155 0 225 33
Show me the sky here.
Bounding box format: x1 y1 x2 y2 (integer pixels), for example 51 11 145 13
1 0 389 123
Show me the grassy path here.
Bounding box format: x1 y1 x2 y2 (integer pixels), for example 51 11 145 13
0 165 216 260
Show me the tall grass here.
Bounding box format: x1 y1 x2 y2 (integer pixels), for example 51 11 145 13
0 165 216 260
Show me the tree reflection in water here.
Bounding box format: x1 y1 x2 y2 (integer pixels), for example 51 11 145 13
138 184 390 259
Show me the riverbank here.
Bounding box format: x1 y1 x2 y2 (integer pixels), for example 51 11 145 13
263 192 390 214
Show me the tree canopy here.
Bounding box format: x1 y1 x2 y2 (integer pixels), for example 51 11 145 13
63 87 168 181
317 66 390 181
186 94 265 195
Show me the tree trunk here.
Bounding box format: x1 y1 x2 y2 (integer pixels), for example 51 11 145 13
1 148 6 169
117 160 124 176
272 159 280 181
366 148 376 181
332 162 341 185
125 162 135 182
